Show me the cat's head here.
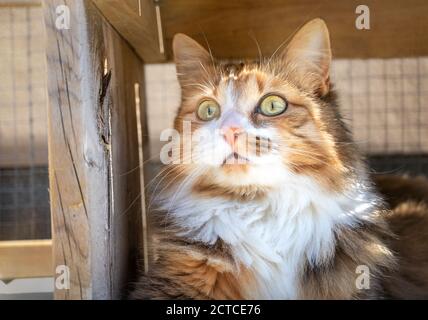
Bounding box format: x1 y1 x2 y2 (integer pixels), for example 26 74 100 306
168 19 357 200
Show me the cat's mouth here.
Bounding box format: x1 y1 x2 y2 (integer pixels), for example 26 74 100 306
222 152 250 165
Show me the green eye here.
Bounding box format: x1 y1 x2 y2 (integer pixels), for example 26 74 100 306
197 100 220 121
259 95 288 117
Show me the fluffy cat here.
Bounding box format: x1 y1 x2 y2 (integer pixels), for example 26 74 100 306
131 19 428 299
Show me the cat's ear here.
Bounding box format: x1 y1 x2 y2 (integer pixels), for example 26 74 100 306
280 18 332 96
173 33 213 87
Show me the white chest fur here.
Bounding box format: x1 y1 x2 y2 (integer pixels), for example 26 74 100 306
159 175 377 299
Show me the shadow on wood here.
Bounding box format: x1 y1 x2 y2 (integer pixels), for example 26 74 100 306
44 0 148 299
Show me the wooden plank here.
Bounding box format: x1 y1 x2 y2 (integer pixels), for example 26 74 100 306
44 0 146 300
101 9 148 298
92 0 165 63
160 0 428 60
89 1 428 61
0 240 52 280
0 0 40 7
44 0 96 300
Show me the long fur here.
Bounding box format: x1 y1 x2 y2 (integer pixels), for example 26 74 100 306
130 20 428 300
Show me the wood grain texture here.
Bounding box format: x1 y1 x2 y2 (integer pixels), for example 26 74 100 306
160 0 428 60
92 0 165 63
101 12 148 299
88 1 428 60
0 0 40 7
0 240 52 280
44 0 146 299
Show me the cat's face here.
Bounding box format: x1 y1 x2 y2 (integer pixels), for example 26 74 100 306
170 19 354 199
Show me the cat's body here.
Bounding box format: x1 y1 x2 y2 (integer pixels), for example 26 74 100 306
132 177 394 299
132 179 428 299
131 19 428 300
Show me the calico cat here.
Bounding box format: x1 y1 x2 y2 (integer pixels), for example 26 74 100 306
131 19 428 299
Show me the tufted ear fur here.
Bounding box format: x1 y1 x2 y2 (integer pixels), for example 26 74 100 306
173 33 213 88
280 18 332 96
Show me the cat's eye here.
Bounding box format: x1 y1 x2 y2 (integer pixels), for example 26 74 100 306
259 95 288 117
197 100 220 121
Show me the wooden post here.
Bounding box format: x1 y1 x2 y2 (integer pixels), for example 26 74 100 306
44 0 147 299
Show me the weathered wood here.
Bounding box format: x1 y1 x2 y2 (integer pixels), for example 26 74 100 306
89 0 428 60
159 0 428 60
92 0 165 63
0 240 52 280
0 0 40 7
44 0 146 299
86 0 428 61
101 12 148 298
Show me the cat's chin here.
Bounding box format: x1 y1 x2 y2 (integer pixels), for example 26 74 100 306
220 163 250 174
190 164 284 200
192 174 271 201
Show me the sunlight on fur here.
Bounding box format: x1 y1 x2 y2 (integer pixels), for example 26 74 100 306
131 19 428 300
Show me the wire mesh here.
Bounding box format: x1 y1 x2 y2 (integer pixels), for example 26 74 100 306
332 58 428 176
0 4 50 241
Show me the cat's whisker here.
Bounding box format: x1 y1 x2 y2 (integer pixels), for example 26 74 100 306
146 165 179 194
163 168 202 217
199 28 218 78
278 147 336 166
117 160 190 219
148 165 188 208
275 137 357 146
118 152 167 177
248 30 263 67
148 154 204 206
151 168 188 212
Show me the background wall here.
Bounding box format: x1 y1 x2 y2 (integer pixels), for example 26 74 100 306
0 4 52 300
0 4 47 167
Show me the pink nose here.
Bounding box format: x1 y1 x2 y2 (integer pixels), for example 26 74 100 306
221 127 243 147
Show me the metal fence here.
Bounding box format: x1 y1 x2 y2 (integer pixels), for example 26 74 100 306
0 4 50 241
332 58 428 175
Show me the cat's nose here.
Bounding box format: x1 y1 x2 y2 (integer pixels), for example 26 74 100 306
221 127 243 147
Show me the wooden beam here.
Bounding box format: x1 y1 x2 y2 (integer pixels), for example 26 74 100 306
160 0 428 60
92 0 165 63
44 0 146 300
0 0 40 7
0 240 52 280
88 1 428 61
